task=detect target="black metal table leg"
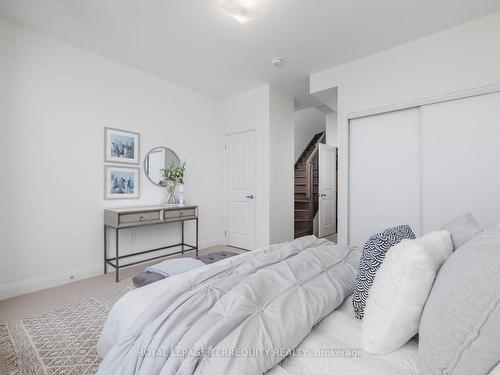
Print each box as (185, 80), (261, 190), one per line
(181, 221), (184, 255)
(196, 218), (199, 257)
(104, 226), (107, 274)
(115, 228), (120, 282)
(104, 214), (199, 281)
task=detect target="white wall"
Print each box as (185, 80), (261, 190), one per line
(269, 86), (294, 244)
(310, 12), (500, 244)
(325, 112), (338, 147)
(0, 19), (224, 299)
(294, 108), (325, 162)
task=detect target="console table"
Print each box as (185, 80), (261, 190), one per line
(104, 205), (198, 282)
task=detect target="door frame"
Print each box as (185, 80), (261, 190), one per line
(224, 129), (257, 250)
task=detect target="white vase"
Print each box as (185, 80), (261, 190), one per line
(178, 184), (185, 206)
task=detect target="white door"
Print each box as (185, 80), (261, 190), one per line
(319, 143), (337, 237)
(225, 130), (256, 250)
(422, 91), (500, 232)
(348, 108), (421, 245)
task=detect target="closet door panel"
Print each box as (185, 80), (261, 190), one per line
(422, 91), (500, 232)
(349, 108), (420, 245)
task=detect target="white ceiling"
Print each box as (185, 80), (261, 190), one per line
(1, 0), (499, 110)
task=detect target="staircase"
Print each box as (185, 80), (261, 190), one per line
(294, 132), (325, 238)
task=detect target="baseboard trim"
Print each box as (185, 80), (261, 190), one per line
(199, 237), (225, 249)
(0, 263), (103, 301)
(0, 237), (226, 301)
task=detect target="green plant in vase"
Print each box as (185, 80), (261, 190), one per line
(160, 162), (186, 206)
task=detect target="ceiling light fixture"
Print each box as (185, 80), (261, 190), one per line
(271, 57), (284, 67)
(217, 0), (267, 24)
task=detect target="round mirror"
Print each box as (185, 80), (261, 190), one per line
(144, 147), (180, 186)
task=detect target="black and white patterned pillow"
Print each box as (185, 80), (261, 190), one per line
(352, 225), (415, 319)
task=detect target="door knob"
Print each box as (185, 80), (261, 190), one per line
(246, 194), (255, 199)
(320, 193), (327, 197)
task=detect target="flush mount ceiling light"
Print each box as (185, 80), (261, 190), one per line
(271, 57), (284, 67)
(217, 0), (267, 24)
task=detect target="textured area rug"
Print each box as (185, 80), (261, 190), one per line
(0, 288), (129, 375)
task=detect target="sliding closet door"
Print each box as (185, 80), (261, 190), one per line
(349, 108), (420, 245)
(422, 91), (500, 232)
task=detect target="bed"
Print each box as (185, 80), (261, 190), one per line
(97, 237), (418, 375)
(269, 295), (418, 375)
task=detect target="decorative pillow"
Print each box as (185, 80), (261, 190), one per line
(352, 225), (415, 319)
(441, 212), (482, 250)
(361, 231), (453, 354)
(418, 225), (500, 375)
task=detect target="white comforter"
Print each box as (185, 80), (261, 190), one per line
(98, 237), (418, 375)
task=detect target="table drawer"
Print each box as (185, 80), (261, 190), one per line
(164, 208), (196, 221)
(119, 211), (161, 224)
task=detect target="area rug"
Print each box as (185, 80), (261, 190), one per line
(0, 287), (129, 375)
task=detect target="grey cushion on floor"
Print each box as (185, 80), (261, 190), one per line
(132, 272), (165, 288)
(197, 250), (239, 264)
(132, 251), (239, 288)
(418, 224), (500, 375)
(441, 212), (482, 250)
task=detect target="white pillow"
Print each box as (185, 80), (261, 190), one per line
(361, 230), (453, 354)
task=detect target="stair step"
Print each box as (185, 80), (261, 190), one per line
(295, 185), (306, 193)
(294, 228), (313, 238)
(294, 209), (312, 220)
(295, 172), (318, 178)
(295, 172), (306, 178)
(294, 177), (306, 184)
(295, 163), (318, 169)
(295, 193), (319, 200)
(295, 221), (313, 230)
(294, 177), (318, 184)
(295, 185), (306, 194)
(295, 221), (313, 227)
(295, 188), (318, 194)
(295, 202), (311, 210)
(295, 175), (318, 181)
(295, 167), (318, 171)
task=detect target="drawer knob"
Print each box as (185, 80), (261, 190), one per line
(179, 211), (184, 216)
(139, 216), (145, 222)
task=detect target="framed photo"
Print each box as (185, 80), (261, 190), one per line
(104, 127), (140, 164)
(104, 166), (140, 200)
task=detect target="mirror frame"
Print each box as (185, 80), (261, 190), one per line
(143, 147), (180, 187)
